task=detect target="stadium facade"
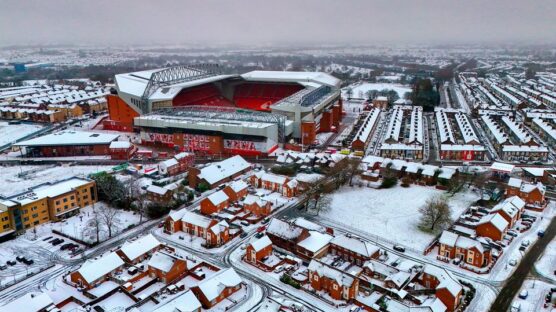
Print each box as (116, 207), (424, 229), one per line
(104, 65), (342, 156)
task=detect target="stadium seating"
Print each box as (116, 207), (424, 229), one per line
(233, 83), (303, 111)
(172, 84), (233, 107)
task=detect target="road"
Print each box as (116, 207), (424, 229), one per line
(489, 216), (556, 312)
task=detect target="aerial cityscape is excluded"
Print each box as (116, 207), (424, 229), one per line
(0, 1), (555, 312)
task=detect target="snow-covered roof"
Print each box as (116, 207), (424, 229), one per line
(148, 251), (180, 273)
(490, 162), (514, 173)
(266, 218), (303, 240)
(147, 184), (170, 195)
(15, 130), (119, 147)
(168, 208), (187, 221)
(206, 190), (229, 206)
(241, 70), (341, 88)
(297, 231), (333, 253)
(77, 252), (124, 284)
(479, 213), (509, 232)
(385, 270), (411, 288)
(308, 260), (355, 287)
(331, 234), (379, 258)
(455, 235), (483, 254)
(198, 155), (250, 185)
(438, 231), (458, 247)
(522, 166), (546, 177)
(423, 265), (462, 297)
(249, 235), (272, 252)
(196, 268), (242, 302)
(181, 211), (213, 228)
(119, 234), (160, 262)
(109, 141), (132, 149)
(160, 158), (179, 168)
(435, 110), (455, 144)
(228, 180), (248, 193)
(152, 290), (201, 312)
(353, 108), (381, 145)
(260, 172), (288, 185)
(243, 194), (268, 207)
(293, 218), (327, 233)
(1, 292), (54, 312)
(9, 177), (93, 206)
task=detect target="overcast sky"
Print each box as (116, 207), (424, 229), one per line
(1, 0), (555, 47)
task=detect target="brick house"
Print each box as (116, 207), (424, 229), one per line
(308, 260), (359, 301)
(223, 180), (249, 202)
(265, 218), (309, 254)
(206, 220), (230, 247)
(165, 209), (187, 233)
(476, 213), (509, 241)
(506, 178), (547, 208)
(147, 250), (188, 284)
(245, 235), (272, 265)
(491, 196), (526, 227)
(70, 252), (124, 289)
(189, 155), (251, 189)
(250, 172), (299, 197)
(329, 235), (380, 266)
(109, 141), (137, 160)
(159, 152), (194, 176)
(438, 231), (491, 268)
(296, 231), (333, 259)
(116, 234), (161, 264)
(192, 268), (242, 309)
(243, 194), (272, 216)
(146, 185), (173, 203)
(200, 190), (229, 215)
(420, 265), (463, 312)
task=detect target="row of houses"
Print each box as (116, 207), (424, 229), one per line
(68, 233), (243, 310)
(380, 106), (424, 160)
(435, 108), (486, 161)
(247, 218), (464, 312)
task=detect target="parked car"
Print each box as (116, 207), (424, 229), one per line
(256, 226), (266, 233)
(16, 256), (25, 262)
(538, 230), (545, 237)
(255, 232), (265, 239)
(510, 302), (520, 312)
(240, 232), (248, 238)
(518, 290), (528, 299)
(519, 245), (527, 252)
(393, 245), (405, 253)
(0, 264), (7, 270)
(240, 221), (250, 227)
(521, 240), (530, 247)
(262, 218), (270, 224)
(6, 260), (16, 266)
(509, 259), (518, 266)
(274, 265), (285, 273)
(23, 258), (34, 265)
(507, 231), (518, 238)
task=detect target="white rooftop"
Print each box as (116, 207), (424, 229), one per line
(119, 234), (160, 262)
(15, 130), (119, 147)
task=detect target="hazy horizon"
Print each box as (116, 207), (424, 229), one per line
(2, 0), (556, 47)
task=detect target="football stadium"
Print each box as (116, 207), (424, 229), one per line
(104, 65), (342, 156)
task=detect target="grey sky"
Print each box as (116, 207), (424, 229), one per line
(1, 0), (555, 46)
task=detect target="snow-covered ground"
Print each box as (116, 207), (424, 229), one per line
(0, 121), (44, 146)
(0, 164), (113, 197)
(342, 82), (412, 100)
(511, 279), (556, 312)
(536, 239), (556, 282)
(317, 184), (479, 252)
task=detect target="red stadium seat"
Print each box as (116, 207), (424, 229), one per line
(172, 84), (233, 107)
(233, 83), (303, 111)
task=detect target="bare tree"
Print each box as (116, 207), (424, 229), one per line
(418, 196), (452, 233)
(97, 204), (121, 238)
(130, 178), (148, 223)
(83, 212), (103, 244)
(312, 194), (332, 216)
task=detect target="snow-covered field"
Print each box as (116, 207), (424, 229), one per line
(0, 165), (113, 197)
(0, 122), (44, 146)
(342, 82), (412, 99)
(318, 185), (479, 251)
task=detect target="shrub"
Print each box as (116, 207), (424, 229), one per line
(280, 273), (300, 289)
(381, 177), (398, 188)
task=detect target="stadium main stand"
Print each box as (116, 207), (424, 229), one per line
(233, 83), (303, 111)
(172, 84), (233, 107)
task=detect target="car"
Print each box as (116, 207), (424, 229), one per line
(538, 230), (545, 237)
(518, 290), (528, 299)
(23, 258), (34, 265)
(274, 265), (285, 273)
(393, 245), (405, 253)
(0, 264), (7, 270)
(255, 232), (265, 239)
(240, 221), (250, 227)
(511, 302), (520, 312)
(16, 256), (25, 262)
(240, 232), (248, 238)
(256, 226), (266, 233)
(6, 260), (16, 266)
(509, 259), (518, 266)
(349, 307), (361, 312)
(519, 245), (527, 252)
(262, 218), (270, 224)
(507, 231), (518, 238)
(42, 236), (53, 241)
(521, 240), (530, 247)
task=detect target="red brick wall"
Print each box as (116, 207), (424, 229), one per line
(476, 222), (504, 241)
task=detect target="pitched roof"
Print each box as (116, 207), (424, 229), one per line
(196, 268), (242, 301)
(423, 265), (462, 297)
(438, 231), (458, 247)
(206, 190), (229, 206)
(119, 234), (160, 262)
(266, 218), (303, 240)
(330, 234), (379, 258)
(479, 213), (509, 232)
(77, 252), (124, 284)
(198, 156), (250, 185)
(152, 290), (201, 312)
(148, 251), (180, 273)
(308, 260), (355, 287)
(250, 235), (272, 252)
(297, 231), (333, 253)
(181, 211), (213, 228)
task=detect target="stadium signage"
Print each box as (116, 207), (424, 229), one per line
(224, 139), (258, 152)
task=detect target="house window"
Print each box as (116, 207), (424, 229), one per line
(313, 275), (318, 281)
(333, 284), (338, 290)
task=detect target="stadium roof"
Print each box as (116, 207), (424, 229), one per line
(15, 130), (119, 147)
(241, 70), (341, 88)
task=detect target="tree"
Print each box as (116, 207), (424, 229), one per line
(97, 204), (121, 239)
(83, 212), (103, 244)
(91, 172), (126, 207)
(130, 177), (148, 223)
(418, 196), (452, 233)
